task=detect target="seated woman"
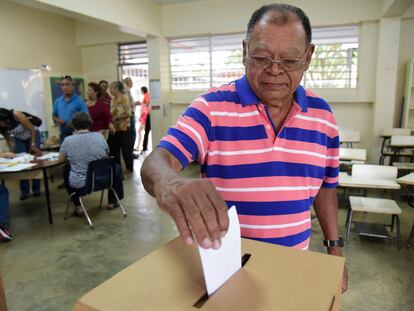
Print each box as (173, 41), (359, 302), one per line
(0, 151), (15, 242)
(59, 112), (122, 216)
(86, 82), (114, 139)
(0, 108), (42, 200)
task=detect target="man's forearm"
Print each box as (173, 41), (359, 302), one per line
(313, 187), (341, 245)
(141, 148), (182, 197)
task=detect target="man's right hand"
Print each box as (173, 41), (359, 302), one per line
(57, 118), (65, 126)
(154, 176), (229, 249)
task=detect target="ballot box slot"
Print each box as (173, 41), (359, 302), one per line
(193, 253), (252, 308)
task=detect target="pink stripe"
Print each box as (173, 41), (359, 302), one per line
(219, 189), (318, 202)
(277, 138), (327, 154)
(238, 211), (310, 225)
(324, 176), (339, 184)
(240, 222), (311, 239)
(161, 136), (193, 163)
(288, 119), (338, 139)
(210, 176), (323, 188)
(307, 108), (337, 125)
(207, 149), (327, 167)
(326, 148), (339, 156)
(292, 238), (310, 250)
(208, 139), (270, 152)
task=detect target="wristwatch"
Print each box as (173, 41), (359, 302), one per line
(323, 236), (344, 248)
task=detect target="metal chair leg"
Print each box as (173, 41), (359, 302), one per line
(110, 188), (127, 217)
(64, 197), (71, 220)
(99, 190), (104, 209)
(78, 198), (94, 229)
(390, 215), (395, 232)
(345, 207), (351, 228)
(406, 223), (414, 248)
(395, 215), (401, 249)
(346, 211), (353, 243)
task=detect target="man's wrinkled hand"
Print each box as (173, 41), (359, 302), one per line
(154, 176), (229, 249)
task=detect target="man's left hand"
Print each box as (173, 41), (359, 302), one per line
(327, 247), (348, 293)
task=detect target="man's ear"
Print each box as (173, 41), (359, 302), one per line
(303, 44), (315, 71)
(242, 40), (248, 67)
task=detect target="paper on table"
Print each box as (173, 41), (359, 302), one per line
(198, 205), (241, 296)
(37, 152), (60, 160)
(0, 163), (37, 172)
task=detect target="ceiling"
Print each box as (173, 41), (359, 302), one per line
(151, 0), (201, 5)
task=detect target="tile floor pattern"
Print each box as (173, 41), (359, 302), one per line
(0, 158), (413, 310)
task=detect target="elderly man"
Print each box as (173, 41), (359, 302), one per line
(53, 75), (87, 143)
(141, 3), (347, 292)
(123, 77), (138, 150)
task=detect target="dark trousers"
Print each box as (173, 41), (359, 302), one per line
(109, 130), (134, 172)
(142, 114), (151, 151)
(0, 185), (9, 228)
(130, 115), (136, 147)
(14, 130), (41, 195)
(65, 164), (124, 207)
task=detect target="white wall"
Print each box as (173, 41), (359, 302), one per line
(161, 0), (383, 37)
(0, 0), (83, 138)
(396, 18), (414, 126)
(30, 0), (162, 36)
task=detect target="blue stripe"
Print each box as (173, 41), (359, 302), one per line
(202, 161), (325, 179)
(294, 85), (308, 112)
(307, 97), (332, 112)
(210, 125), (267, 141)
(243, 229), (311, 247)
(328, 135), (340, 149)
(234, 75), (260, 106)
(182, 107), (211, 139)
(325, 166), (339, 178)
(279, 127), (339, 147)
(228, 198), (313, 216)
(322, 181), (338, 189)
(157, 141), (190, 168)
(167, 128), (199, 162)
(203, 91), (241, 104)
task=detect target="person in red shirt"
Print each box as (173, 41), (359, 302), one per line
(98, 80), (112, 106)
(134, 86), (151, 153)
(86, 82), (114, 138)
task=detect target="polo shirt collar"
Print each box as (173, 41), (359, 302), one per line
(63, 93), (78, 103)
(235, 75), (308, 112)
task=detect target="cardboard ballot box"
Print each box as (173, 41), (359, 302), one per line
(74, 238), (345, 311)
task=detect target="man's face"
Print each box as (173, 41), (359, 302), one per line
(61, 79), (74, 97)
(243, 16), (314, 107)
(125, 79), (133, 88)
(100, 82), (108, 92)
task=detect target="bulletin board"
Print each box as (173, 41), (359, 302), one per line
(49, 76), (85, 107)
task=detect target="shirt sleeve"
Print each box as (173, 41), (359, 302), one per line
(102, 102), (113, 125)
(158, 96), (211, 169)
(78, 98), (88, 112)
(59, 139), (69, 157)
(52, 99), (58, 117)
(322, 118), (340, 189)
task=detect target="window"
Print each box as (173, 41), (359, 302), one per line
(170, 34), (245, 90)
(303, 25), (359, 88)
(169, 25), (358, 91)
(118, 41), (149, 101)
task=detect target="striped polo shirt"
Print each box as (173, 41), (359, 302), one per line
(158, 75), (339, 250)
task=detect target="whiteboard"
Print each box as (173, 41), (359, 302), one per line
(0, 68), (46, 131)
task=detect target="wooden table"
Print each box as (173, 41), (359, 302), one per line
(0, 158), (66, 224)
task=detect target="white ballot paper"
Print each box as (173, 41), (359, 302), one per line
(198, 205), (241, 295)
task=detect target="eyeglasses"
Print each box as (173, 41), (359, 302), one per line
(247, 46), (309, 71)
